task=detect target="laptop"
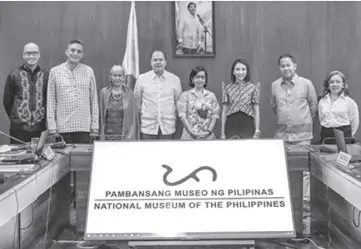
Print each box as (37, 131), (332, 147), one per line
(334, 128), (361, 163)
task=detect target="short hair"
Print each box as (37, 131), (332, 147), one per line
(322, 70), (349, 97)
(230, 58), (251, 83)
(189, 66), (208, 88)
(23, 42), (39, 51)
(69, 39), (84, 46)
(278, 54), (296, 65)
(150, 50), (167, 61)
(109, 65), (125, 75)
(187, 2), (196, 9)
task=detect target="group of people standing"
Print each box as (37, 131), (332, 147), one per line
(272, 54), (359, 146)
(3, 40), (359, 147)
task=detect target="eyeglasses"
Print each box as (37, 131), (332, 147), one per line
(24, 51), (39, 56)
(69, 48), (83, 54)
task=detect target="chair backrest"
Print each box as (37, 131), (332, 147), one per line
(322, 134), (356, 145)
(321, 137), (337, 145)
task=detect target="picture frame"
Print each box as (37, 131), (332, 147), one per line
(173, 1), (215, 58)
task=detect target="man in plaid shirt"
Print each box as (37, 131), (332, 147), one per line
(47, 40), (99, 143)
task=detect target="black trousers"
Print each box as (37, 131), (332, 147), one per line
(9, 128), (42, 144)
(225, 111), (255, 139)
(60, 132), (91, 144)
(320, 125), (352, 144)
(182, 47), (198, 54)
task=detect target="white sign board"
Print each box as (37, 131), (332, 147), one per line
(85, 140), (295, 240)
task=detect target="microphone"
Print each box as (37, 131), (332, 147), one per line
(197, 14), (205, 25)
(197, 14), (211, 37)
(0, 130), (37, 159)
(0, 130), (29, 146)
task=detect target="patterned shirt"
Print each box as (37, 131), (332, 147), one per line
(47, 62), (99, 133)
(222, 82), (259, 117)
(3, 65), (48, 131)
(177, 88), (220, 140)
(271, 74), (318, 142)
(134, 70), (182, 135)
(318, 93), (359, 136)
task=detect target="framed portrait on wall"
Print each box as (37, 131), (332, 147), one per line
(173, 1), (215, 58)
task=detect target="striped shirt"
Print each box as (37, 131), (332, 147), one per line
(47, 62), (99, 133)
(318, 93), (359, 136)
(134, 70), (182, 135)
(222, 82), (259, 117)
(271, 74), (318, 142)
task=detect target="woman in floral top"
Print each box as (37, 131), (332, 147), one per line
(177, 66), (220, 140)
(221, 58), (260, 139)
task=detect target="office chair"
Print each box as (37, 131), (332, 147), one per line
(321, 137), (356, 145)
(46, 134), (66, 148)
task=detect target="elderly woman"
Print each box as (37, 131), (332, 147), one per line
(99, 65), (138, 140)
(177, 66), (220, 140)
(318, 70), (359, 143)
(221, 58), (260, 139)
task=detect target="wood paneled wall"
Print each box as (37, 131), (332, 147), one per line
(1, 1), (361, 144)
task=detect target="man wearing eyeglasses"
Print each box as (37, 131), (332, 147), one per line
(3, 43), (48, 144)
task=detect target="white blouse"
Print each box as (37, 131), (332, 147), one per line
(318, 94), (359, 135)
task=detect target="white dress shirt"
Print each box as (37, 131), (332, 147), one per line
(318, 93), (359, 135)
(134, 70), (182, 135)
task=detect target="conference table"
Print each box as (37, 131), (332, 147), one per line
(0, 147), (72, 249)
(310, 143), (361, 249)
(0, 142), (314, 249)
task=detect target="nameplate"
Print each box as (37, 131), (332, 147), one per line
(336, 151), (353, 170)
(42, 145), (55, 160)
(85, 140), (295, 240)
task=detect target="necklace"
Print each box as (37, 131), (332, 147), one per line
(111, 90), (123, 101)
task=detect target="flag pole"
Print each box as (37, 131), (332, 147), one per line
(122, 1), (139, 90)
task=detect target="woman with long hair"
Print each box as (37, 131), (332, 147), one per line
(221, 58), (260, 139)
(318, 70), (359, 143)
